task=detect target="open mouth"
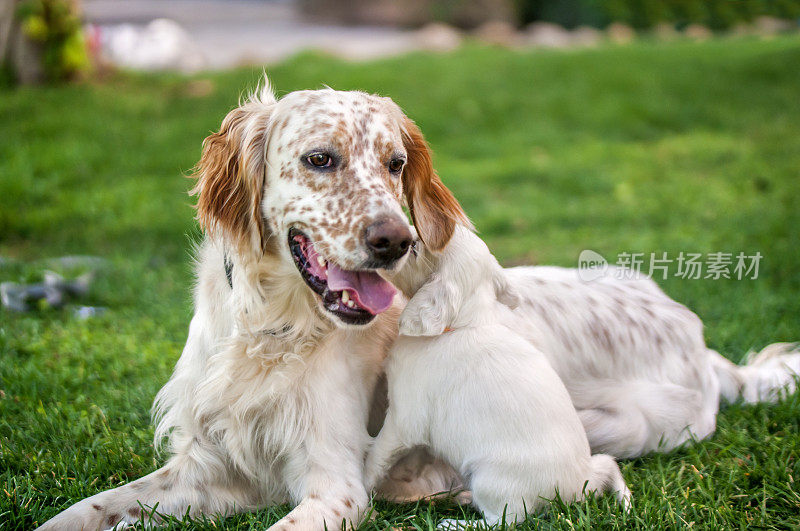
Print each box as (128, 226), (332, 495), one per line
(289, 228), (397, 325)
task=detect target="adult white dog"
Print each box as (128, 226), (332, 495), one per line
(38, 77), (800, 530)
(39, 80), (467, 530)
(367, 225), (631, 527)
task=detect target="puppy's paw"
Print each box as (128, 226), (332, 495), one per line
(399, 278), (452, 336)
(452, 490), (473, 506)
(398, 309), (446, 337)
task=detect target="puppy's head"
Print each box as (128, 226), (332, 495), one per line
(192, 78), (468, 327)
(394, 226), (519, 336)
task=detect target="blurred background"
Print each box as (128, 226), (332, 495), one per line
(2, 1), (800, 529)
(3, 0), (800, 79)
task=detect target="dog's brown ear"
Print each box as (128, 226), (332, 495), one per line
(191, 103), (272, 253)
(401, 117), (470, 251)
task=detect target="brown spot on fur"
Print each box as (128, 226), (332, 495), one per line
(128, 506), (141, 518)
(92, 504), (102, 511)
(157, 470), (173, 491)
(343, 498), (354, 508)
(107, 514), (121, 526)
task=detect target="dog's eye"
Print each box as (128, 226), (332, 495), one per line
(388, 158), (405, 173)
(307, 153), (333, 168)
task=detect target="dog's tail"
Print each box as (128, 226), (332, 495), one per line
(711, 343), (800, 404)
(586, 454), (631, 510)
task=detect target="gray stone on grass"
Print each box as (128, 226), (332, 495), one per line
(684, 24), (713, 41)
(571, 25), (603, 47)
(653, 22), (679, 41)
(415, 23), (462, 53)
(607, 22), (635, 44)
(753, 16), (795, 36)
(524, 22), (572, 48)
(474, 20), (520, 47)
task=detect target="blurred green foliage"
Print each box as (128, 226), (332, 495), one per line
(14, 0), (89, 81)
(1, 36), (800, 529)
(517, 0), (800, 29)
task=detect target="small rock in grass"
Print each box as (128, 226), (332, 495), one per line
(73, 306), (108, 320)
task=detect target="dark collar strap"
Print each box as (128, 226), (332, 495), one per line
(222, 252), (290, 337)
(223, 252), (233, 289)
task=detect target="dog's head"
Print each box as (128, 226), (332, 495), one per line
(192, 79), (468, 327)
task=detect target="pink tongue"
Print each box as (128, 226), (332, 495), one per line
(327, 263), (397, 315)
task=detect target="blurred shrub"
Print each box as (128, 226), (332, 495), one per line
(516, 0), (800, 29)
(13, 0), (88, 81)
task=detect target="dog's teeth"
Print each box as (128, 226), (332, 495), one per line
(347, 300), (356, 308)
(341, 290), (350, 303)
(316, 255), (326, 268)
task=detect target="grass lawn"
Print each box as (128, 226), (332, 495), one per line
(2, 36), (800, 529)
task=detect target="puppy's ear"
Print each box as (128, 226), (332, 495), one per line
(401, 117), (470, 252)
(492, 267), (521, 310)
(191, 95), (274, 254)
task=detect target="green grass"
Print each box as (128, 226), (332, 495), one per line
(2, 36), (800, 529)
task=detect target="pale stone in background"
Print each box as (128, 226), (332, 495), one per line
(754, 16), (794, 36)
(100, 19), (205, 72)
(653, 22), (679, 41)
(570, 25), (602, 47)
(524, 22), (572, 48)
(607, 22), (635, 44)
(474, 20), (520, 47)
(684, 23), (712, 41)
(415, 23), (462, 53)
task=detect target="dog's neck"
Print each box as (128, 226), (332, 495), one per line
(225, 240), (334, 350)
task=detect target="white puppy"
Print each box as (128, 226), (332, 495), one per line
(366, 225), (631, 526)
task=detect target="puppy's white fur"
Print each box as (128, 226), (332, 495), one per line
(366, 226), (631, 526)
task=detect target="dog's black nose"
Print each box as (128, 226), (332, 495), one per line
(365, 217), (413, 265)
